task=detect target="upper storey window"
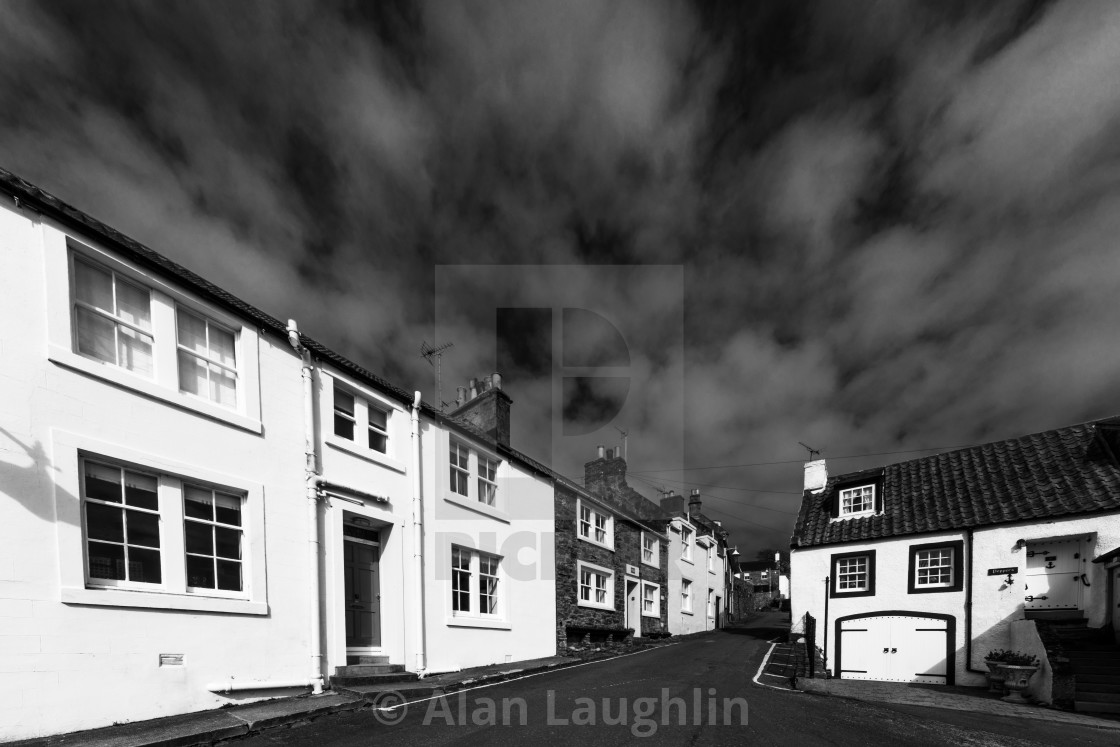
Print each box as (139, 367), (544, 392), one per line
(73, 258), (154, 377)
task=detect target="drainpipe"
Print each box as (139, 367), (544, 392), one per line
(287, 320), (324, 696)
(822, 576), (830, 674)
(965, 528), (984, 673)
(410, 391), (428, 675)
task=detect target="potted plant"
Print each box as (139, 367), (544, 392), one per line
(983, 649), (1010, 693)
(985, 649), (1040, 703)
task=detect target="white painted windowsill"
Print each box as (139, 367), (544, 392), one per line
(49, 346), (262, 434)
(442, 492), (510, 523)
(446, 617), (512, 630)
(577, 534), (615, 552)
(326, 436), (406, 473)
(62, 586), (268, 615)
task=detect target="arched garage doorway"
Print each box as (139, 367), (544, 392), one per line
(835, 611), (955, 685)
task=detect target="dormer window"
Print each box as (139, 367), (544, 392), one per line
(839, 485), (875, 517)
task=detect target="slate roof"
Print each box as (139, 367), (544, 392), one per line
(791, 418), (1120, 549)
(0, 166), (576, 489)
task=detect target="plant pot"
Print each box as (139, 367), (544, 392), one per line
(983, 659), (1008, 693)
(997, 664), (1039, 704)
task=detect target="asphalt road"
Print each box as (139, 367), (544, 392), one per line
(240, 615), (1119, 746)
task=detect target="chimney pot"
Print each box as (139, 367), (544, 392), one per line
(456, 386), (466, 406)
(804, 459), (828, 494)
(597, 445), (605, 459)
(468, 378), (478, 399)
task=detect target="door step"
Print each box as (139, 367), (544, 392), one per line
(1076, 701), (1120, 714)
(331, 669), (419, 687)
(347, 654), (391, 665)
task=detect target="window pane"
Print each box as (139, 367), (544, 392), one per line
(209, 325), (236, 367)
(74, 260), (114, 311)
(210, 363), (237, 407)
(115, 278), (151, 331)
(368, 429), (387, 453)
(75, 306), (117, 364)
(177, 309), (208, 355)
(86, 502), (123, 542)
(335, 387), (355, 417)
(129, 547), (161, 584)
(217, 560), (242, 591)
(335, 413), (355, 440)
(186, 554), (215, 588)
(124, 471), (158, 510)
(118, 326), (154, 376)
(88, 541), (125, 580)
(215, 493), (241, 526)
(215, 527), (241, 560)
(84, 462), (122, 503)
(184, 486), (214, 520)
(368, 407), (387, 431)
(185, 521), (213, 555)
(178, 350), (207, 396)
(126, 509), (160, 548)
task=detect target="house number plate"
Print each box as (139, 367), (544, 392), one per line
(987, 567), (1018, 575)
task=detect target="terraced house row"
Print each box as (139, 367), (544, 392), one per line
(0, 167), (737, 741)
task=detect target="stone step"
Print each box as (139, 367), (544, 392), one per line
(1075, 691), (1120, 704)
(1076, 701), (1120, 714)
(1066, 648), (1120, 658)
(335, 664), (405, 676)
(1073, 664), (1120, 676)
(348, 654), (391, 665)
(1078, 682), (1120, 694)
(331, 671), (420, 687)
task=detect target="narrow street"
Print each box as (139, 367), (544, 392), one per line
(238, 613), (1117, 746)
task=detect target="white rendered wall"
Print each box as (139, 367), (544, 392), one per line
(0, 202), (313, 740)
(665, 520), (708, 634)
(418, 422), (557, 672)
(791, 512), (1120, 686)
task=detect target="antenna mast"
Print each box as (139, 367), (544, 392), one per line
(798, 441), (821, 460)
(421, 340), (455, 411)
(614, 425), (629, 462)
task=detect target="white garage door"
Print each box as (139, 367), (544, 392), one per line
(838, 614), (949, 684)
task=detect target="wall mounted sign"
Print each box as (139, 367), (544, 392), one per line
(987, 567), (1018, 576)
(625, 564), (639, 577)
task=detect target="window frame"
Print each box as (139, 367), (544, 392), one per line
(71, 255), (155, 378)
(907, 540), (964, 594)
(839, 485), (876, 518)
(54, 430), (266, 615)
(175, 306), (240, 410)
(681, 577), (693, 614)
(441, 435), (507, 521)
(576, 498), (614, 551)
(324, 373), (405, 472)
(577, 560), (615, 610)
(448, 545), (505, 623)
(829, 549), (877, 598)
(641, 581), (660, 618)
(680, 524), (694, 562)
(46, 238), (262, 433)
(640, 531), (659, 567)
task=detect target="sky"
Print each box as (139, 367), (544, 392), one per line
(3, 0), (1120, 553)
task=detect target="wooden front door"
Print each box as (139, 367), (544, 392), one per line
(344, 536), (381, 647)
(1024, 538), (1083, 610)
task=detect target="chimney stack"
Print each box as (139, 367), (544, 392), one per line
(688, 488), (702, 516)
(804, 459), (828, 494)
(584, 443), (627, 495)
(448, 373), (512, 447)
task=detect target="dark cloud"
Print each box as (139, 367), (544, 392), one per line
(3, 0), (1120, 551)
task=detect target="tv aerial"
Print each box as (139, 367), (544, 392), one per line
(420, 340), (454, 411)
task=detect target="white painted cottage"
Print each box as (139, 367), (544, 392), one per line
(660, 490), (729, 635)
(0, 167), (556, 741)
(790, 419), (1120, 709)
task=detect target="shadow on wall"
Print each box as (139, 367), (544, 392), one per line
(0, 426), (68, 525)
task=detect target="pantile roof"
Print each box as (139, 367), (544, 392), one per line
(792, 418), (1120, 549)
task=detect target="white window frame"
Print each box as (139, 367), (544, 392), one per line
(323, 373), (406, 472)
(478, 454), (499, 507)
(707, 589), (715, 619)
(442, 435), (507, 521)
(175, 306), (240, 410)
(835, 555), (870, 593)
(577, 560), (615, 610)
(706, 542), (715, 573)
(914, 547), (954, 589)
(838, 484), (876, 518)
(640, 531), (659, 567)
(680, 524), (694, 562)
(681, 578), (693, 614)
(641, 581), (660, 618)
(448, 545), (505, 623)
(45, 236), (262, 432)
(53, 430), (266, 615)
(576, 498), (614, 551)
